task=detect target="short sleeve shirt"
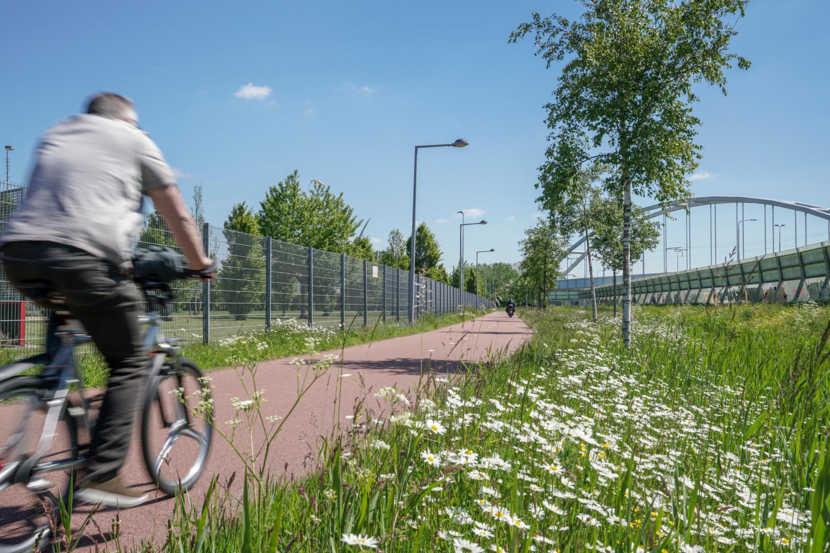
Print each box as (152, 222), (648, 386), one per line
(0, 114), (176, 266)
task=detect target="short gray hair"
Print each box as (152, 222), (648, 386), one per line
(86, 93), (137, 122)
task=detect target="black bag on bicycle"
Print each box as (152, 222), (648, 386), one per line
(132, 246), (184, 284)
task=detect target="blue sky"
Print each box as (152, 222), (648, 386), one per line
(2, 0), (828, 274)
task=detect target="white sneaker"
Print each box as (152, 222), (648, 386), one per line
(75, 476), (148, 509)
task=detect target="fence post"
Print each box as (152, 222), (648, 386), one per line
(382, 265), (387, 323)
(396, 269), (401, 322)
(265, 237), (272, 329)
(341, 253), (346, 329)
(363, 259), (368, 328)
(416, 274), (421, 319)
(202, 222), (210, 344)
(308, 247), (314, 326)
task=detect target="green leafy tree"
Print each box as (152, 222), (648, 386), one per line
(545, 163), (606, 323)
(426, 265), (450, 285)
(512, 0), (750, 345)
(476, 262), (521, 304)
(591, 197), (660, 317)
(504, 271), (533, 307)
(190, 183), (205, 229)
(519, 219), (565, 308)
(220, 202), (264, 320)
(378, 229), (409, 270)
(450, 262), (477, 294)
(138, 210), (177, 249)
(217, 202), (265, 320)
(349, 236), (376, 262)
(406, 223), (443, 275)
(258, 172), (361, 253)
(225, 201), (258, 235)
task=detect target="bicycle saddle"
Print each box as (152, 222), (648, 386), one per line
(15, 280), (67, 311)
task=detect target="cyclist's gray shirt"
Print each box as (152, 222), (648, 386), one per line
(0, 114), (175, 267)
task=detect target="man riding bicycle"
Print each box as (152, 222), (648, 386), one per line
(0, 93), (212, 508)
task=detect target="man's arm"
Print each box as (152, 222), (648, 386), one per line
(137, 132), (212, 270)
(147, 186), (213, 270)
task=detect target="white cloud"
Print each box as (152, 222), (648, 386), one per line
(435, 218), (451, 224)
(370, 237), (382, 244)
(171, 167), (193, 180)
(505, 216), (515, 222)
(689, 171), (716, 181)
(334, 81), (376, 93)
(454, 208), (486, 219)
(266, 100), (276, 107)
(304, 107), (316, 115)
(532, 211), (545, 219)
(234, 82), (273, 101)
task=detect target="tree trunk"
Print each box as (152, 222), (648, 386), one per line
(622, 180), (633, 348)
(613, 271), (618, 318)
(584, 223), (597, 323)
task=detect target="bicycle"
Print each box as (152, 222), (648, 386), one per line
(0, 250), (214, 552)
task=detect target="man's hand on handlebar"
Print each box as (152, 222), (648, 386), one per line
(188, 257), (217, 280)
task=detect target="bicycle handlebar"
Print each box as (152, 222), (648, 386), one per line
(179, 259), (217, 279)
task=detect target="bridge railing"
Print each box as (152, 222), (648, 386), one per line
(583, 240), (830, 305)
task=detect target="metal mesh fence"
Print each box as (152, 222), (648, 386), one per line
(0, 180), (494, 355)
(0, 181), (46, 349)
(311, 248), (343, 328)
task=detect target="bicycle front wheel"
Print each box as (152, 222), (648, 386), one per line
(0, 376), (77, 553)
(141, 358), (213, 495)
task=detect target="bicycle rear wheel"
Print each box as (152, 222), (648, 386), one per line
(0, 376), (77, 553)
(141, 358), (213, 495)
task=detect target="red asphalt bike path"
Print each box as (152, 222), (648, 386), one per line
(3, 311), (532, 550)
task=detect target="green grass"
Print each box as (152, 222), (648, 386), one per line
(131, 302), (830, 553)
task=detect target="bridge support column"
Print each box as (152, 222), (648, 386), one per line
(774, 256), (784, 303)
(794, 250), (806, 302)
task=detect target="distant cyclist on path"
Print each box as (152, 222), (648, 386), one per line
(0, 93), (212, 507)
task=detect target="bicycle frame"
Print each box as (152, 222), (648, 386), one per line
(0, 299), (182, 489)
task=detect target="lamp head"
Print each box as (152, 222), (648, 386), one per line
(480, 220), (487, 225)
(451, 139), (469, 148)
(4, 146), (12, 151)
(489, 248), (495, 252)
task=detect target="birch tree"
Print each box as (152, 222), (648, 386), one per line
(511, 0), (749, 346)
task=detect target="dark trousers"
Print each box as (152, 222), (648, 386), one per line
(2, 241), (146, 483)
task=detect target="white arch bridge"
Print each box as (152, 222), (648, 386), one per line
(556, 196), (830, 305)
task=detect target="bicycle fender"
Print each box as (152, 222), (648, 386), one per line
(0, 353), (50, 383)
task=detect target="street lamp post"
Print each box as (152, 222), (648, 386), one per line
(409, 139), (468, 322)
(4, 146), (13, 183)
(737, 218), (757, 261)
(457, 211), (464, 297)
(775, 224), (786, 252)
(476, 249), (495, 310)
(669, 247), (687, 272)
(460, 217), (487, 297)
